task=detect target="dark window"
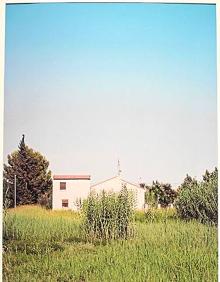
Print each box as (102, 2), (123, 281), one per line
(60, 182), (66, 190)
(62, 199), (68, 208)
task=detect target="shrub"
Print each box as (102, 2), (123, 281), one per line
(82, 186), (135, 242)
(175, 168), (218, 225)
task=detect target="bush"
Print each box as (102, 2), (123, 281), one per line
(175, 168), (218, 225)
(82, 186), (135, 242)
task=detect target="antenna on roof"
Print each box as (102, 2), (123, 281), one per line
(117, 159), (122, 177)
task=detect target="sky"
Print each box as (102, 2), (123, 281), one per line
(4, 3), (217, 187)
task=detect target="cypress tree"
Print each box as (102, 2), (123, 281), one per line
(3, 135), (52, 207)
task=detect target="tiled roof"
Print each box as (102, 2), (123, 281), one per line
(53, 175), (91, 180)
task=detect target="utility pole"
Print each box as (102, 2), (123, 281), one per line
(14, 174), (16, 208)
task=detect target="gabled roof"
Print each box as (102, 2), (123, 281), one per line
(91, 175), (119, 187)
(53, 175), (90, 180)
(121, 179), (142, 189)
(91, 175), (144, 190)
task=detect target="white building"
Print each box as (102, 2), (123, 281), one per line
(52, 175), (91, 210)
(52, 168), (146, 210)
(91, 175), (145, 210)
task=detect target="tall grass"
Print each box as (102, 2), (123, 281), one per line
(3, 205), (82, 255)
(135, 208), (177, 223)
(3, 205), (218, 282)
(82, 187), (134, 242)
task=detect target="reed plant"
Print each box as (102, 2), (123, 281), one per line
(82, 186), (135, 242)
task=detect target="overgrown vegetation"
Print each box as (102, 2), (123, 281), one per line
(3, 152), (218, 281)
(135, 208), (177, 223)
(82, 186), (135, 242)
(3, 206), (217, 282)
(175, 168), (218, 225)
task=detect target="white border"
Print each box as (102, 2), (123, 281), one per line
(216, 3), (220, 277)
(0, 2), (5, 282)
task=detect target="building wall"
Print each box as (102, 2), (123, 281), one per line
(135, 186), (145, 210)
(91, 176), (145, 210)
(52, 179), (91, 210)
(91, 176), (122, 193)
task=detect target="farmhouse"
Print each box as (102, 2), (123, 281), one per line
(52, 172), (145, 210)
(91, 175), (145, 210)
(52, 175), (91, 210)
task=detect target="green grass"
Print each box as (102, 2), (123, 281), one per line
(3, 205), (217, 282)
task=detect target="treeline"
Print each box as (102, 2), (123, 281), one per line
(141, 167), (218, 225)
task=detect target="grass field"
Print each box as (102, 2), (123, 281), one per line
(3, 205), (217, 282)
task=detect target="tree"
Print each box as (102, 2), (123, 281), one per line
(175, 168), (218, 224)
(144, 181), (177, 207)
(3, 135), (52, 207)
(202, 167), (218, 184)
(176, 174), (198, 193)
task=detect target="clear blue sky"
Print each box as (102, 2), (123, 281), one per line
(4, 3), (217, 186)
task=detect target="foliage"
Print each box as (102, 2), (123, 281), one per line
(144, 181), (177, 207)
(3, 135), (52, 207)
(37, 190), (52, 209)
(82, 186), (135, 242)
(145, 188), (158, 207)
(3, 206), (217, 282)
(176, 174), (198, 193)
(175, 168), (218, 224)
(135, 208), (177, 223)
(3, 178), (13, 209)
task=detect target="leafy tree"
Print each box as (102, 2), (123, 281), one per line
(176, 174), (198, 193)
(202, 167), (218, 184)
(3, 135), (52, 207)
(144, 181), (177, 207)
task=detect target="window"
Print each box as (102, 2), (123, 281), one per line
(60, 182), (66, 190)
(62, 199), (68, 208)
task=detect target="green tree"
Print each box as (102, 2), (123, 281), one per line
(202, 167), (218, 184)
(175, 168), (218, 224)
(144, 181), (177, 207)
(3, 135), (52, 207)
(176, 174), (198, 193)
